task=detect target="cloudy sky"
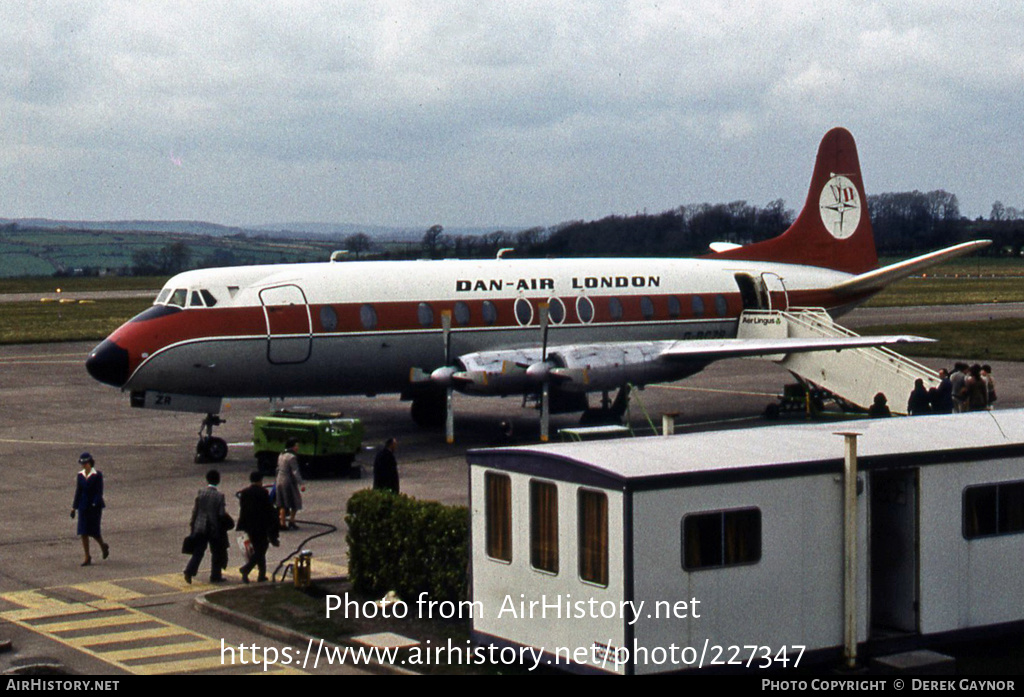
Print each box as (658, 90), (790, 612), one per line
(2, 1), (1021, 229)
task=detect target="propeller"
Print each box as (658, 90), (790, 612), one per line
(527, 303), (552, 442)
(434, 310), (455, 444)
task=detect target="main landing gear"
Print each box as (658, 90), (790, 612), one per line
(195, 413), (228, 463)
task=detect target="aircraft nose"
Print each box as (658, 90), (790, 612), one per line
(86, 340), (131, 387)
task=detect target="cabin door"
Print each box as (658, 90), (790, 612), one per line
(259, 284), (312, 364)
(734, 273), (770, 310)
(870, 469), (919, 634)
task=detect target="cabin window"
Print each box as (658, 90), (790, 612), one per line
(576, 296), (594, 324)
(199, 289), (218, 307)
(963, 481), (1024, 539)
(321, 306), (339, 332)
(359, 304), (377, 330)
(485, 472), (512, 562)
(482, 300), (498, 326)
(682, 507), (761, 571)
(454, 301), (471, 327)
(514, 298), (534, 326)
(608, 297), (623, 321)
(530, 480), (559, 574)
(578, 489), (608, 586)
(547, 297), (566, 325)
(691, 296), (705, 318)
(715, 294), (729, 317)
(667, 296), (681, 319)
(640, 296), (655, 320)
(417, 302), (434, 328)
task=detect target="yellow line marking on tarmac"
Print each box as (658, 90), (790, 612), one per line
(35, 612), (154, 633)
(1, 577), (309, 675)
(101, 640), (213, 662)
(68, 581), (145, 602)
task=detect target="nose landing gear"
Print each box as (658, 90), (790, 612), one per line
(195, 413), (228, 463)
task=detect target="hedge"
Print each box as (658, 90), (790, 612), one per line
(345, 489), (469, 603)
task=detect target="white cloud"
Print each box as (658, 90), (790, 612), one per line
(0, 0), (1021, 225)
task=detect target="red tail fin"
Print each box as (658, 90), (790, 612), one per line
(709, 127), (878, 274)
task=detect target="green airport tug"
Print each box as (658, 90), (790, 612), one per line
(253, 410), (365, 478)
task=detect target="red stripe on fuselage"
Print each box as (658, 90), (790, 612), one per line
(109, 287), (857, 378)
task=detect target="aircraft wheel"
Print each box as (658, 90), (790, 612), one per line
(410, 394), (446, 428)
(196, 436), (228, 463)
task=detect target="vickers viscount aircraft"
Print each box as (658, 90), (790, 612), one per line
(86, 127), (989, 459)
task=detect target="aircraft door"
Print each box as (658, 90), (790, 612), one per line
(259, 284), (312, 364)
(733, 273), (770, 310)
(761, 272), (789, 311)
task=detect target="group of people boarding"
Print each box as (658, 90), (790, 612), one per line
(906, 362), (997, 416)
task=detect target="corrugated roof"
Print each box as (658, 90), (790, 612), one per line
(470, 410), (1024, 481)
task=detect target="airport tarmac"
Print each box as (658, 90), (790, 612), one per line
(0, 308), (1021, 674)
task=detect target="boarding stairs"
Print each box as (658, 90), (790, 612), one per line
(737, 308), (939, 415)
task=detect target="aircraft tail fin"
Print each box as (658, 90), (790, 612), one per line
(707, 127), (878, 274)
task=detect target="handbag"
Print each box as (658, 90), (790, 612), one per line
(181, 534), (196, 555)
(236, 532), (254, 561)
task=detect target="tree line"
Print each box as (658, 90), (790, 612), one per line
(403, 191), (1024, 261)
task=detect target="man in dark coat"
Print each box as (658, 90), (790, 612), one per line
(373, 438), (399, 494)
(184, 469), (231, 584)
(237, 471), (279, 583)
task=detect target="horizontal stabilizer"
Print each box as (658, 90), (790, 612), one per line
(659, 334), (934, 362)
(830, 240), (992, 296)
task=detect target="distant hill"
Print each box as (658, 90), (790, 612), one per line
(0, 218), (247, 237)
(1, 218), (513, 242)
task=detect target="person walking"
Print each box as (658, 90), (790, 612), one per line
(184, 469), (231, 584)
(275, 439), (304, 530)
(237, 471), (279, 583)
(71, 453), (109, 566)
(373, 437), (400, 494)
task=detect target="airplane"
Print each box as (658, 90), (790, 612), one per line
(86, 127), (990, 460)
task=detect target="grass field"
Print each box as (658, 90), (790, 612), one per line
(0, 298), (151, 344)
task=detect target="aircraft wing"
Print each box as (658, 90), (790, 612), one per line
(829, 240), (991, 296)
(658, 334), (934, 361)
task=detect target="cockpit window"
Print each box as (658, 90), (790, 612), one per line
(168, 289), (188, 308)
(199, 290), (218, 307)
(189, 291), (205, 307)
(156, 289), (171, 305)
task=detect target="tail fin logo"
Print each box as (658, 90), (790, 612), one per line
(819, 175), (861, 240)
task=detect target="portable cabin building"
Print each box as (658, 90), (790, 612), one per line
(467, 409), (1024, 674)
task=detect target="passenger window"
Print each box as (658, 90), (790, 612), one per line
(547, 298), (566, 324)
(454, 301), (471, 327)
(417, 303), (434, 328)
(360, 304), (378, 330)
(608, 297), (623, 321)
(640, 296), (654, 320)
(576, 296), (594, 324)
(691, 296), (705, 318)
(667, 296), (681, 319)
(482, 300), (498, 326)
(715, 294), (729, 317)
(321, 306), (339, 332)
(514, 298), (533, 326)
